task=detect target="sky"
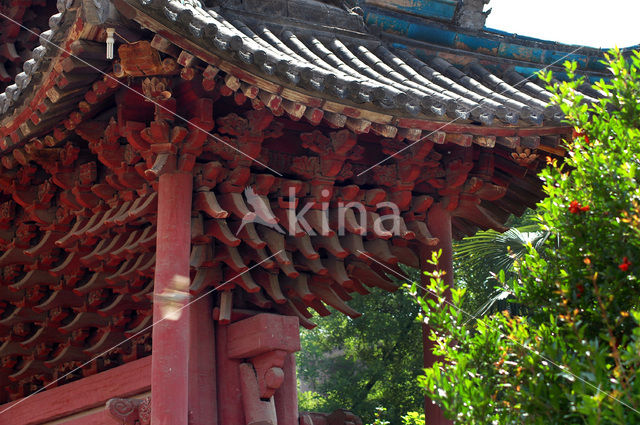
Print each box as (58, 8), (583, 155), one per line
(484, 0), (640, 49)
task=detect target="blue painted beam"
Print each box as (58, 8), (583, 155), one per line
(361, 6), (609, 75)
(359, 0), (459, 22)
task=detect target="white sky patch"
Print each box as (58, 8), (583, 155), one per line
(485, 0), (640, 49)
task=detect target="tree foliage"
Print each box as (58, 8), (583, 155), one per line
(413, 49), (640, 424)
(297, 273), (424, 425)
(453, 210), (548, 314)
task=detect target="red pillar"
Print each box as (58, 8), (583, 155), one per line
(152, 171), (193, 425)
(421, 204), (454, 425)
(215, 322), (244, 425)
(425, 203), (454, 287)
(274, 353), (299, 425)
(189, 292), (217, 425)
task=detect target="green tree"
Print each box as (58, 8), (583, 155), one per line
(454, 210), (548, 314)
(413, 49), (640, 424)
(297, 274), (424, 425)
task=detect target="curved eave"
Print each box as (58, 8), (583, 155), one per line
(0, 2), (78, 128)
(0, 5), (76, 143)
(0, 0), (582, 154)
(113, 0), (570, 130)
(0, 6), (121, 155)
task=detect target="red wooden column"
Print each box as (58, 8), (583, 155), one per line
(215, 322), (244, 425)
(189, 292), (217, 425)
(274, 353), (299, 425)
(421, 204), (454, 425)
(152, 170), (193, 425)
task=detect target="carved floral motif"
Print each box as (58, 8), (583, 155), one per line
(106, 396), (151, 425)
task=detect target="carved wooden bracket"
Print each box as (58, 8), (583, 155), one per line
(228, 314), (300, 397)
(227, 313), (301, 424)
(106, 396), (151, 425)
(115, 41), (176, 77)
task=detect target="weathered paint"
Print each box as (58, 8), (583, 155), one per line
(362, 9), (410, 35)
(455, 32), (500, 54)
(407, 22), (457, 46)
(363, 7), (609, 75)
(498, 42), (544, 63)
(544, 49), (589, 68)
(513, 66), (602, 84)
(585, 57), (608, 72)
(361, 0), (459, 21)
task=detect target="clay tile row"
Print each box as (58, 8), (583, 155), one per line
(122, 0), (593, 127)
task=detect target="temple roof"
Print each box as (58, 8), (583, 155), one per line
(0, 0), (610, 404)
(0, 0), (611, 152)
(121, 0), (561, 125)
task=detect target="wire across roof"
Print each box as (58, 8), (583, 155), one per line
(123, 0), (567, 126)
(1, 0), (605, 139)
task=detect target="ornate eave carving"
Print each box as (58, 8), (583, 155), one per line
(106, 397), (151, 425)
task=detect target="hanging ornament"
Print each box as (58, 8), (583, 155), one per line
(106, 28), (115, 59)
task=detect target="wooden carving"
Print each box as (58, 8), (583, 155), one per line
(141, 77), (171, 102)
(225, 314), (301, 423)
(117, 42), (163, 77)
(106, 397), (151, 425)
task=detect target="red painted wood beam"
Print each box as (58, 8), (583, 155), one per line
(57, 409), (115, 425)
(152, 170), (193, 425)
(421, 205), (454, 425)
(0, 356), (151, 425)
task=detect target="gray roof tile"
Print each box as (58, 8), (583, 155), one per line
(0, 0), (600, 134)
